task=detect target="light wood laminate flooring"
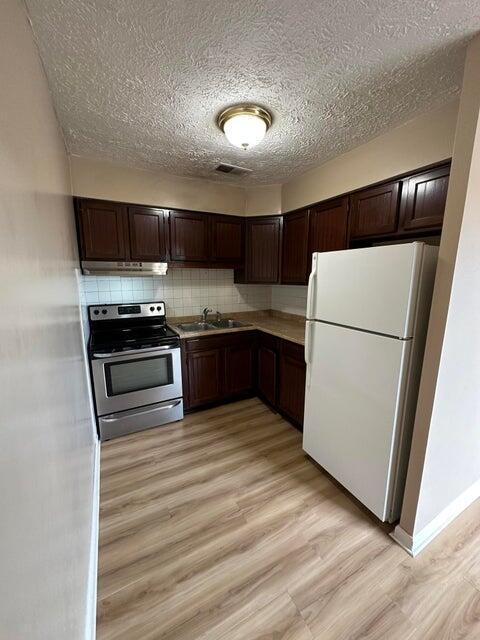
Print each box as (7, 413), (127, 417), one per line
(97, 398), (480, 639)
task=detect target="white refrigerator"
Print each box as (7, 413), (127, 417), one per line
(303, 242), (438, 522)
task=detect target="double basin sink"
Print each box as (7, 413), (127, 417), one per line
(178, 319), (252, 332)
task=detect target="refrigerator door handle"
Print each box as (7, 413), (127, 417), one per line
(304, 321), (313, 388)
(306, 254), (317, 319)
(305, 321), (312, 365)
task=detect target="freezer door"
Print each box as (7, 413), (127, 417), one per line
(307, 243), (424, 338)
(303, 321), (411, 521)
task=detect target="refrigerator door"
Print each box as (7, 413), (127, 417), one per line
(303, 321), (411, 521)
(307, 242), (424, 338)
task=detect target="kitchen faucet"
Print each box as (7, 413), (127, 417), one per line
(201, 307), (212, 323)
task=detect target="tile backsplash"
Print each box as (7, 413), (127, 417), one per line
(82, 269), (308, 318)
(82, 269), (271, 318)
(271, 285), (308, 316)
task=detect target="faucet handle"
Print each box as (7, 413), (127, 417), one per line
(216, 310), (222, 321)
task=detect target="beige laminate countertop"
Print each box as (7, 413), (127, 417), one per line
(170, 310), (306, 346)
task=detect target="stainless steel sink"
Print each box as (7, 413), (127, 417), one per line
(177, 321), (216, 332)
(177, 319), (252, 332)
(209, 319), (252, 329)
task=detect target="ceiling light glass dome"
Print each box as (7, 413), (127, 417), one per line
(217, 104), (272, 150)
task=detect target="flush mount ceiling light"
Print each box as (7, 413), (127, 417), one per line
(217, 104), (272, 150)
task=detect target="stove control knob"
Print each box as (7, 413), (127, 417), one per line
(156, 306), (161, 311)
(150, 306), (155, 312)
(93, 309), (99, 315)
(101, 309), (107, 315)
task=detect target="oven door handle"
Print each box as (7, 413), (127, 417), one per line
(101, 400), (182, 422)
(93, 344), (178, 358)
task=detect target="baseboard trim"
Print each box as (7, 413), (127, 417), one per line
(390, 525), (416, 556)
(391, 478), (480, 556)
(85, 439), (100, 640)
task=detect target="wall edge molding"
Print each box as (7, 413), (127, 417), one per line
(391, 478), (480, 556)
(85, 440), (100, 640)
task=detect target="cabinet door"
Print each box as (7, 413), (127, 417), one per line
(225, 341), (255, 396)
(309, 197), (349, 257)
(169, 210), (209, 262)
(128, 206), (169, 261)
(257, 345), (277, 406)
(350, 181), (400, 239)
(399, 164), (450, 232)
(246, 216), (282, 283)
(210, 215), (244, 265)
(77, 199), (126, 260)
(281, 209), (309, 284)
(186, 348), (223, 407)
(278, 341), (306, 428)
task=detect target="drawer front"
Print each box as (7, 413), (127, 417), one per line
(281, 339), (304, 362)
(257, 331), (280, 352)
(184, 331), (255, 352)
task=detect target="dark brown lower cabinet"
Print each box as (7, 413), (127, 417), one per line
(225, 341), (255, 396)
(182, 330), (306, 430)
(257, 333), (279, 407)
(182, 332), (256, 410)
(185, 348), (223, 408)
(278, 340), (306, 429)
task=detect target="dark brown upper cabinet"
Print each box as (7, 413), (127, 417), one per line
(169, 210), (210, 262)
(349, 181), (401, 239)
(76, 199), (127, 261)
(309, 196), (349, 257)
(399, 163), (450, 233)
(210, 215), (244, 265)
(128, 206), (169, 261)
(281, 209), (310, 285)
(245, 216), (282, 283)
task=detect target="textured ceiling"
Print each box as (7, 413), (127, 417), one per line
(25, 0), (480, 184)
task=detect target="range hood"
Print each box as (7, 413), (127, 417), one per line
(81, 261), (168, 277)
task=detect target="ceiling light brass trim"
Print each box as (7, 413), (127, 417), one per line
(217, 104), (273, 132)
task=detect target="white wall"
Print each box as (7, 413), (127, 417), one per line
(70, 155), (246, 215)
(281, 100), (459, 213)
(245, 184), (282, 216)
(396, 34), (480, 551)
(0, 1), (97, 638)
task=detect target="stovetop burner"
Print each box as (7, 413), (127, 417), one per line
(88, 301), (179, 355)
(89, 325), (179, 354)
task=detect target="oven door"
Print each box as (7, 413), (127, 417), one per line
(91, 345), (182, 416)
